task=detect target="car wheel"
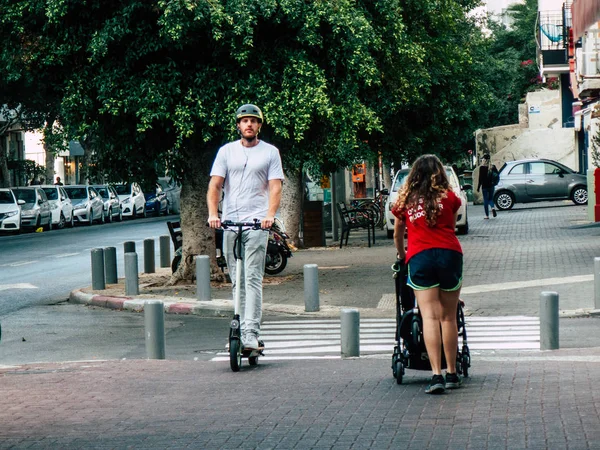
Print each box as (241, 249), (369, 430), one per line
(117, 209), (123, 222)
(100, 209), (105, 224)
(164, 201), (170, 216)
(457, 220), (469, 235)
(57, 212), (66, 230)
(45, 218), (52, 231)
(69, 213), (75, 228)
(107, 208), (113, 223)
(571, 186), (588, 205)
(494, 191), (515, 210)
(142, 206), (147, 218)
(88, 210), (94, 226)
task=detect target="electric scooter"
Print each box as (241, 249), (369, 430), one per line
(221, 219), (266, 372)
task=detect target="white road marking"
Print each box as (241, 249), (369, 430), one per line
(3, 260), (39, 267)
(461, 274), (593, 294)
(54, 253), (80, 258)
(211, 316), (542, 362)
(0, 283), (38, 291)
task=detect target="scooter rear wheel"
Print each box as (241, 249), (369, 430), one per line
(230, 339), (242, 372)
(248, 356), (258, 366)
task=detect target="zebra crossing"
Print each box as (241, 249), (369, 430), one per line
(211, 316), (540, 362)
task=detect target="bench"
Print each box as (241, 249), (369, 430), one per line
(336, 202), (376, 248)
(167, 220), (182, 251)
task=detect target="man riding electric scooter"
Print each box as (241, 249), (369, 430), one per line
(207, 104), (284, 367)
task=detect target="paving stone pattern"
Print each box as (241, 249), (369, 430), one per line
(1, 352), (600, 449)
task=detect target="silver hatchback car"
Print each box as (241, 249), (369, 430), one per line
(494, 159), (588, 210)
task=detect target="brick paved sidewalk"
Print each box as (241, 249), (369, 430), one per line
(2, 348), (600, 449)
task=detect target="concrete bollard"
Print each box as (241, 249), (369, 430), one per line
(145, 300), (166, 359)
(540, 291), (559, 350)
(196, 255), (211, 302)
(159, 235), (171, 268)
(104, 247), (118, 284)
(143, 238), (155, 274)
(595, 257), (600, 310)
(91, 248), (106, 290)
(303, 264), (320, 312)
(341, 309), (360, 358)
(124, 241), (136, 254)
(125, 252), (139, 296)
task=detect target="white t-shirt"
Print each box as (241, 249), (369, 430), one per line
(210, 140), (284, 222)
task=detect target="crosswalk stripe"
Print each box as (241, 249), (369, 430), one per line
(210, 316), (541, 362)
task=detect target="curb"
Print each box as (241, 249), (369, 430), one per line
(70, 289), (600, 319)
(69, 289), (383, 318)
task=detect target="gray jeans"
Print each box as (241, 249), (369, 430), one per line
(223, 229), (269, 336)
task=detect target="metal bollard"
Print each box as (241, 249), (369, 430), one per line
(104, 247), (118, 284)
(196, 255), (211, 302)
(159, 235), (171, 268)
(303, 264), (320, 312)
(124, 241), (136, 254)
(143, 238), (155, 274)
(145, 300), (166, 359)
(341, 309), (360, 357)
(91, 248), (106, 290)
(540, 291), (559, 350)
(595, 257), (600, 310)
(125, 252), (139, 296)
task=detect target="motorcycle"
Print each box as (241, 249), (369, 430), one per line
(216, 217), (293, 275)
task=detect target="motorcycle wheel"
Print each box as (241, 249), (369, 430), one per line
(265, 248), (288, 275)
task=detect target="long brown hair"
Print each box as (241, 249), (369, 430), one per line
(394, 154), (450, 227)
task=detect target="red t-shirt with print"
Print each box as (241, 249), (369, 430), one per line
(392, 189), (463, 263)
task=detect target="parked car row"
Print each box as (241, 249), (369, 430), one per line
(0, 181), (178, 234)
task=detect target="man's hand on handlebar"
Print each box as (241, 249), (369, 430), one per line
(261, 216), (275, 230)
(207, 215), (221, 229)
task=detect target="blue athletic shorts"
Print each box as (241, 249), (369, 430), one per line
(407, 248), (463, 292)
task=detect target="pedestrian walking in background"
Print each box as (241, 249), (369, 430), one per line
(392, 154), (463, 394)
(207, 104), (284, 350)
(477, 153), (498, 219)
(54, 177), (63, 186)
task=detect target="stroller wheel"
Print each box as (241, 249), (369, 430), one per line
(394, 360), (404, 384)
(461, 354), (470, 378)
(411, 318), (421, 351)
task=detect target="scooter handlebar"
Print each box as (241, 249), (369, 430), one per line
(220, 219), (263, 230)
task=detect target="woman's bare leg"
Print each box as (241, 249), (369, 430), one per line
(414, 288), (443, 374)
(440, 289), (460, 374)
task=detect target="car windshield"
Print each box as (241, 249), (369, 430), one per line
(96, 188), (110, 199)
(392, 172), (409, 192)
(0, 191), (15, 204)
(114, 184), (130, 195)
(64, 187), (88, 200)
(445, 168), (459, 189)
(41, 187), (58, 200)
(12, 189), (35, 204)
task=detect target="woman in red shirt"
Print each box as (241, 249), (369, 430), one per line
(392, 154), (463, 394)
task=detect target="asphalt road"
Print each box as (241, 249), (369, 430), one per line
(0, 214), (178, 315)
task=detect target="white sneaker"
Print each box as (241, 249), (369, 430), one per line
(244, 333), (259, 350)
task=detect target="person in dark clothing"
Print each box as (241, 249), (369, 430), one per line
(477, 154), (498, 219)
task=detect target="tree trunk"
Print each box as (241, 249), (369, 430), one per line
(78, 138), (91, 184)
(280, 167), (303, 248)
(0, 122), (12, 188)
(168, 149), (222, 285)
(43, 119), (56, 185)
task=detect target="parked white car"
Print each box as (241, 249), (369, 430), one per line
(11, 187), (53, 231)
(92, 184), (123, 222)
(41, 185), (74, 229)
(0, 188), (22, 233)
(64, 185), (105, 225)
(113, 182), (146, 218)
(384, 166), (471, 238)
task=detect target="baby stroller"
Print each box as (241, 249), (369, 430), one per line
(391, 258), (471, 385)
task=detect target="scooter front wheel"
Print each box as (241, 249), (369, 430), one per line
(230, 339), (242, 372)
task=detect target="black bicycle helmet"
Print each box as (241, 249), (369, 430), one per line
(235, 104), (263, 123)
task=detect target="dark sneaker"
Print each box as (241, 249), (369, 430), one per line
(492, 209), (497, 217)
(445, 373), (462, 389)
(425, 375), (446, 394)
